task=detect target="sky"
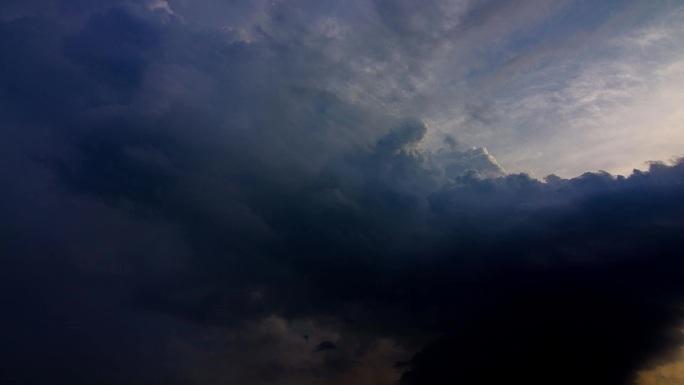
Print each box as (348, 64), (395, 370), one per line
(1, 1), (684, 384)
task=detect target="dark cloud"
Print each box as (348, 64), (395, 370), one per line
(401, 286), (683, 385)
(0, 230), (183, 385)
(63, 6), (162, 102)
(3, 1), (684, 385)
(57, 105), (684, 383)
(315, 341), (338, 352)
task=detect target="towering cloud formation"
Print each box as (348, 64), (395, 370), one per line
(2, 1), (684, 384)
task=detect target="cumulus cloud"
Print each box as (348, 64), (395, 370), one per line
(2, 1), (684, 385)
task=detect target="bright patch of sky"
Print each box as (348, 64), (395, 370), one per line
(424, 1), (684, 177)
(163, 0), (684, 178)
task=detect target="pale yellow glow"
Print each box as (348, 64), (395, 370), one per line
(636, 347), (684, 385)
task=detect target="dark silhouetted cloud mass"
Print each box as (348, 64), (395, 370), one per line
(2, 1), (684, 384)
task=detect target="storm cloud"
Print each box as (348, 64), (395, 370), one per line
(2, 1), (684, 384)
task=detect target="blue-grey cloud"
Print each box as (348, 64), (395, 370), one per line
(2, 1), (684, 385)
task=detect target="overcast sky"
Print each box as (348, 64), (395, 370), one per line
(2, 1), (684, 385)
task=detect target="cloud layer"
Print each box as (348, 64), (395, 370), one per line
(2, 1), (684, 384)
